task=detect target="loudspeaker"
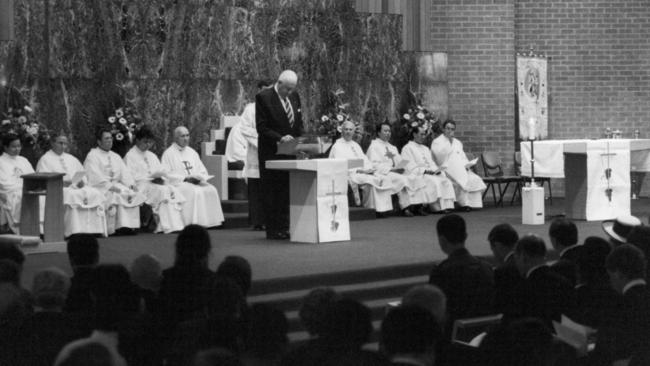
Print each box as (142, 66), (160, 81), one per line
(0, 0), (15, 41)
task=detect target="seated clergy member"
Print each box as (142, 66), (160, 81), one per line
(329, 120), (405, 215)
(431, 120), (486, 211)
(125, 126), (185, 234)
(36, 133), (107, 237)
(161, 126), (224, 228)
(0, 133), (34, 234)
(84, 128), (145, 235)
(366, 122), (429, 216)
(401, 125), (456, 213)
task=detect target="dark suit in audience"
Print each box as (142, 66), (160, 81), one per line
(65, 265), (95, 313)
(493, 253), (524, 317)
(512, 265), (574, 327)
(549, 245), (580, 286)
(548, 218), (580, 286)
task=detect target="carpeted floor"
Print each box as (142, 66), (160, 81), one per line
(21, 198), (650, 288)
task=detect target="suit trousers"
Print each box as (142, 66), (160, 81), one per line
(247, 178), (264, 227)
(259, 156), (292, 235)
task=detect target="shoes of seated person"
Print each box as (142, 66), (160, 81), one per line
(444, 208), (454, 214)
(113, 227), (137, 236)
(402, 208), (414, 217)
(459, 206), (472, 212)
(266, 231), (290, 240)
(416, 206), (429, 216)
(252, 225), (266, 231)
(376, 211), (390, 218)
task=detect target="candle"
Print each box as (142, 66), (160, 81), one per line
(528, 117), (536, 140)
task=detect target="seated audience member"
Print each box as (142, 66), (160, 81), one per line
(130, 254), (163, 313)
(429, 214), (494, 334)
(36, 133), (107, 237)
(548, 218), (580, 285)
(511, 235), (574, 327)
(0, 241), (31, 304)
(329, 121), (405, 216)
(125, 126), (186, 233)
(627, 225), (650, 282)
(590, 244), (650, 366)
(479, 318), (554, 366)
(298, 287), (341, 337)
(602, 214), (642, 246)
(84, 128), (145, 235)
(430, 120), (486, 210)
(54, 341), (116, 366)
(193, 348), (243, 366)
(0, 133), (35, 233)
(565, 236), (619, 329)
(162, 126), (224, 228)
(241, 303), (290, 366)
(65, 234), (99, 313)
(487, 223), (522, 316)
(401, 284), (447, 327)
(366, 122), (432, 216)
(381, 305), (442, 366)
(0, 282), (32, 365)
(216, 255), (253, 297)
(0, 258), (20, 285)
(400, 125), (456, 214)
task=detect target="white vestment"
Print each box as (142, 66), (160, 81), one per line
(240, 102), (260, 178)
(225, 120), (248, 164)
(431, 134), (486, 208)
(0, 153), (34, 233)
(84, 148), (145, 234)
(329, 138), (401, 213)
(161, 143), (224, 228)
(37, 150), (107, 237)
(366, 138), (428, 208)
(124, 146), (186, 234)
(401, 141), (456, 211)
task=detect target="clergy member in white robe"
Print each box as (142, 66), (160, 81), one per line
(329, 121), (403, 214)
(224, 119), (248, 166)
(84, 129), (145, 235)
(0, 134), (34, 234)
(36, 134), (107, 237)
(366, 122), (428, 216)
(401, 126), (456, 212)
(124, 127), (185, 234)
(161, 126), (224, 228)
(431, 120), (486, 210)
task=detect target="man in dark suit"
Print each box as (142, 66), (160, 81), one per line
(429, 214), (494, 335)
(487, 223), (522, 316)
(256, 70), (303, 240)
(548, 218), (580, 286)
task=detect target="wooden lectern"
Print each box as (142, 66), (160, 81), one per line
(266, 158), (362, 243)
(20, 172), (66, 253)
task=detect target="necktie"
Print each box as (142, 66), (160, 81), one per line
(283, 98), (294, 126)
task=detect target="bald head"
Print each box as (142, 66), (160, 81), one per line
(276, 70), (298, 98)
(174, 126), (190, 148)
(341, 121), (356, 141)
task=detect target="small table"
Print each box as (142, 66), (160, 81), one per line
(20, 172), (65, 251)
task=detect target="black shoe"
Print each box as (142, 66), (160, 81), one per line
(416, 206), (429, 216)
(266, 231), (290, 240)
(113, 227), (137, 236)
(402, 208), (414, 217)
(252, 225), (266, 231)
(461, 206), (472, 212)
(376, 211), (389, 218)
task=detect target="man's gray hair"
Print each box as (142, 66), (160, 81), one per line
(278, 70), (298, 85)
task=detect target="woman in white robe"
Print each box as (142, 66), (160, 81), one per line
(431, 120), (486, 209)
(401, 126), (456, 212)
(0, 134), (34, 234)
(36, 135), (107, 237)
(124, 127), (185, 234)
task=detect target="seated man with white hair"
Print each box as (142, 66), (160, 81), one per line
(161, 126), (224, 228)
(37, 133), (107, 237)
(84, 128), (145, 235)
(329, 121), (404, 215)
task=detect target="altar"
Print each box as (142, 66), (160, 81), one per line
(521, 139), (650, 220)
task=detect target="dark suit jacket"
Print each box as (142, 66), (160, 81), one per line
(493, 253), (525, 317)
(428, 247), (495, 330)
(566, 284), (621, 329)
(65, 266), (95, 313)
(550, 245), (581, 286)
(157, 265), (217, 327)
(256, 86), (303, 165)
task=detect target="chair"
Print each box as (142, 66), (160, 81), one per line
(513, 151), (553, 205)
(451, 313), (503, 346)
(480, 152), (523, 207)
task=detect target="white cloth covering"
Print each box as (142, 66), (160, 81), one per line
(328, 138), (401, 213)
(431, 134), (486, 208)
(37, 150), (107, 237)
(401, 141), (456, 211)
(240, 102), (261, 178)
(225, 119), (248, 164)
(0, 153), (34, 233)
(124, 146), (186, 233)
(84, 148), (145, 234)
(161, 143), (224, 228)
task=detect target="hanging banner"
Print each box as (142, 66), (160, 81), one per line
(517, 54), (549, 140)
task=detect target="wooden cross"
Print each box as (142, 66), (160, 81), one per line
(182, 161), (193, 175)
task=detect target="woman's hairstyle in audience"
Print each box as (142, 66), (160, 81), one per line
(487, 223), (519, 249)
(319, 298), (373, 349)
(401, 284), (447, 326)
(298, 287), (341, 336)
(515, 235), (547, 259)
(193, 348), (243, 366)
(381, 305), (441, 357)
(55, 341), (114, 366)
(32, 267), (70, 310)
(548, 217), (578, 248)
(134, 125), (155, 141)
(66, 234), (99, 268)
(216, 255), (252, 295)
(0, 241), (25, 266)
(175, 224), (212, 267)
(0, 259), (20, 285)
(606, 244), (646, 280)
(130, 254), (162, 292)
(574, 236), (611, 285)
(480, 318), (554, 366)
(243, 303), (289, 359)
(436, 214), (467, 244)
(2, 133), (20, 149)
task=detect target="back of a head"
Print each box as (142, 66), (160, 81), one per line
(32, 267), (70, 310)
(193, 348), (243, 366)
(216, 255), (252, 295)
(515, 234), (547, 259)
(0, 258), (20, 285)
(628, 226), (650, 259)
(320, 298), (373, 349)
(207, 276), (246, 319)
(488, 223), (519, 249)
(549, 218), (578, 249)
(130, 254), (162, 292)
(244, 303), (289, 358)
(381, 305), (441, 357)
(175, 224), (211, 267)
(575, 237), (611, 285)
(606, 244), (646, 281)
(66, 234), (99, 268)
(0, 282), (28, 324)
(0, 241), (25, 266)
(481, 318), (553, 366)
(401, 284), (447, 326)
(55, 341), (114, 366)
(436, 214), (467, 245)
(299, 287), (341, 336)
(90, 264), (138, 330)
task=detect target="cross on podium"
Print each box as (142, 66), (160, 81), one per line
(325, 179), (343, 232)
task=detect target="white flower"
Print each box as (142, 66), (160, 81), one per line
(108, 116), (116, 123)
(119, 117), (127, 125)
(417, 105), (423, 110)
(336, 114), (344, 122)
(129, 123), (136, 131)
(411, 122), (419, 128)
(26, 125), (38, 135)
(17, 116), (27, 124)
(321, 115), (329, 122)
(403, 113), (410, 120)
(115, 109), (124, 118)
(115, 133), (124, 141)
(23, 106), (33, 113)
(1, 120), (10, 125)
(336, 125), (342, 132)
(416, 112), (425, 120)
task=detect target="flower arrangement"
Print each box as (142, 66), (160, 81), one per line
(399, 105), (441, 136)
(315, 89), (362, 142)
(1, 105), (50, 162)
(104, 105), (141, 157)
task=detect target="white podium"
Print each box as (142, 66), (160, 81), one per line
(266, 158), (363, 243)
